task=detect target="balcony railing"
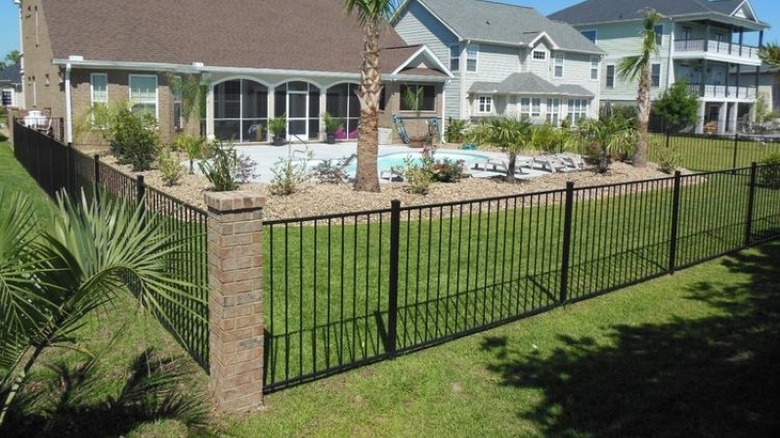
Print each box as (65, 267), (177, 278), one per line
(687, 84), (757, 99)
(674, 39), (760, 61)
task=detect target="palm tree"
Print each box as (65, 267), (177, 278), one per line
(468, 117), (533, 182)
(4, 50), (21, 65)
(0, 191), (205, 427)
(342, 0), (399, 192)
(759, 43), (780, 67)
(617, 9), (662, 168)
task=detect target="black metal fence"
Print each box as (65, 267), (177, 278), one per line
(263, 165), (780, 392)
(649, 131), (780, 172)
(12, 122), (210, 368)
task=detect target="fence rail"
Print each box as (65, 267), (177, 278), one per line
(262, 165), (780, 391)
(650, 131), (780, 172)
(11, 122), (210, 369)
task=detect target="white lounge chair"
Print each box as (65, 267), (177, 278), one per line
(533, 155), (569, 173)
(555, 153), (585, 171)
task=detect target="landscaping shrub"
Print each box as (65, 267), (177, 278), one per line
(759, 153), (780, 189)
(403, 158), (434, 195)
(108, 107), (160, 171)
(158, 146), (184, 186)
(199, 141), (257, 191)
(311, 159), (348, 184)
(445, 119), (468, 143)
(430, 158), (464, 183)
(173, 133), (208, 174)
(269, 152), (312, 195)
(655, 146), (680, 174)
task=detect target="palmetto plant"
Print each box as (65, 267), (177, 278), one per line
(0, 190), (206, 428)
(617, 8), (663, 168)
(468, 117), (533, 182)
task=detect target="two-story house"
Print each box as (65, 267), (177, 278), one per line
(393, 0), (604, 130)
(550, 0), (770, 134)
(17, 0), (450, 147)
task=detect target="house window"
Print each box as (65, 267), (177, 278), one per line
(546, 98), (561, 126)
(129, 74), (158, 118)
(554, 53), (565, 78)
(533, 50), (546, 60)
(606, 65), (615, 88)
(467, 45), (478, 72)
(520, 98), (530, 119)
(478, 95), (492, 113)
(651, 63), (661, 87)
(581, 30), (596, 43)
(531, 98), (541, 118)
(450, 45), (460, 72)
(400, 84), (435, 111)
(590, 57), (599, 80)
(567, 99), (588, 124)
(2, 89), (12, 106)
(90, 73), (108, 106)
(654, 24), (663, 46)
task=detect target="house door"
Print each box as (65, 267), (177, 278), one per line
(287, 84), (309, 141)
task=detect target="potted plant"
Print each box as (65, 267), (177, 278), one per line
(268, 115), (287, 146)
(323, 112), (342, 144)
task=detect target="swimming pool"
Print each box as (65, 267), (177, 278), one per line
(344, 151), (491, 175)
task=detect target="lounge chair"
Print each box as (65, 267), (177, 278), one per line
(533, 155), (569, 173)
(555, 152), (585, 171)
(380, 167), (405, 182)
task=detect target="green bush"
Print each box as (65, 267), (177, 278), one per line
(759, 153), (780, 189)
(403, 161), (434, 195)
(108, 108), (160, 171)
(269, 152), (312, 195)
(430, 158), (464, 183)
(158, 147), (184, 186)
(311, 159), (348, 184)
(198, 141), (257, 191)
(656, 146), (680, 174)
(445, 119), (468, 143)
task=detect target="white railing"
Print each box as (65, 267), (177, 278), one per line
(674, 39), (760, 61)
(686, 84), (757, 99)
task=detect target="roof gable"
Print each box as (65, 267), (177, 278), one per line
(39, 0), (424, 75)
(404, 0), (602, 54)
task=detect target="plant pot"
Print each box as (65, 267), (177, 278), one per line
(326, 133), (336, 144)
(273, 135), (286, 146)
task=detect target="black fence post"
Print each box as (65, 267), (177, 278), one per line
(669, 171), (682, 274)
(732, 133), (739, 171)
(665, 129), (671, 150)
(387, 199), (401, 359)
(93, 154), (100, 200)
(59, 118), (65, 143)
(65, 142), (73, 199)
(560, 182), (575, 305)
(744, 162), (758, 247)
(136, 175), (146, 225)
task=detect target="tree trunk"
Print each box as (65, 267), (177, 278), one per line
(635, 66), (651, 167)
(506, 153), (517, 183)
(353, 20), (382, 193)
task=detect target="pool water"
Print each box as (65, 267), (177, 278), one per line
(344, 151), (490, 175)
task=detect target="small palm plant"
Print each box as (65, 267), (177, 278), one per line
(467, 117), (533, 182)
(0, 190), (206, 427)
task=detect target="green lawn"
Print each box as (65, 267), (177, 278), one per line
(649, 133), (780, 171)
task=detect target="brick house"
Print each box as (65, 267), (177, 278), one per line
(17, 0), (451, 147)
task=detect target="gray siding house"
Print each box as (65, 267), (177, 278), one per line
(550, 0), (770, 134)
(1, 63), (23, 109)
(393, 0), (604, 129)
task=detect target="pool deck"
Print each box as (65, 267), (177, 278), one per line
(234, 141), (552, 183)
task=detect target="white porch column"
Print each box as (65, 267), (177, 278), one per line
(695, 101), (706, 133)
(459, 43), (468, 119)
(267, 88), (275, 142)
(206, 84), (215, 140)
(319, 88), (327, 142)
(717, 102), (727, 134)
(729, 102), (739, 133)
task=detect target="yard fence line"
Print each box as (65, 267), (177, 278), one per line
(12, 123), (210, 370)
(648, 130), (780, 172)
(11, 121), (780, 410)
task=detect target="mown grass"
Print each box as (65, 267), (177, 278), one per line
(649, 133), (780, 171)
(235, 240), (780, 437)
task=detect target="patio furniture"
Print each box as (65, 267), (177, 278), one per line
(533, 155), (569, 173)
(555, 152), (585, 170)
(392, 114), (411, 144)
(380, 166), (405, 182)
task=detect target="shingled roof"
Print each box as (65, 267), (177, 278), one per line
(469, 72), (595, 97)
(0, 64), (22, 84)
(548, 0), (767, 28)
(401, 0), (603, 54)
(41, 0), (435, 75)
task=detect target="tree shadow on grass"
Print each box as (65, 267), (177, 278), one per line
(481, 241), (780, 437)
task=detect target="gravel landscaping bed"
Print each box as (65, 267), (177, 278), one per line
(100, 153), (689, 221)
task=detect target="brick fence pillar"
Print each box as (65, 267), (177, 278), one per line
(204, 191), (265, 411)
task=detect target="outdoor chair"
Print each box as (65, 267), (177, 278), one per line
(533, 155), (569, 173)
(380, 167), (405, 182)
(555, 152), (585, 171)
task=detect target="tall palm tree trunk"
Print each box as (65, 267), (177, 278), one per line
(354, 20), (382, 192)
(635, 67), (651, 167)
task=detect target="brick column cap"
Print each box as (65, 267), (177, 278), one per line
(204, 191), (266, 212)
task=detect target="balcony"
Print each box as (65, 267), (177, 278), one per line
(686, 84), (757, 100)
(674, 39), (761, 65)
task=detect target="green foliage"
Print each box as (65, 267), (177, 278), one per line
(429, 158), (465, 183)
(655, 144), (681, 174)
(758, 42), (780, 67)
(653, 80), (700, 131)
(402, 147), (464, 189)
(80, 102), (161, 171)
(445, 119), (469, 143)
(323, 112), (342, 134)
(580, 116), (637, 173)
(268, 115), (287, 137)
(166, 74), (209, 126)
(403, 156), (434, 195)
(158, 147), (184, 186)
(311, 159), (349, 184)
(759, 153), (780, 189)
(173, 134), (207, 173)
(0, 190), (206, 428)
(754, 92), (779, 123)
(199, 141), (257, 191)
(467, 117), (534, 182)
(269, 152), (312, 196)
